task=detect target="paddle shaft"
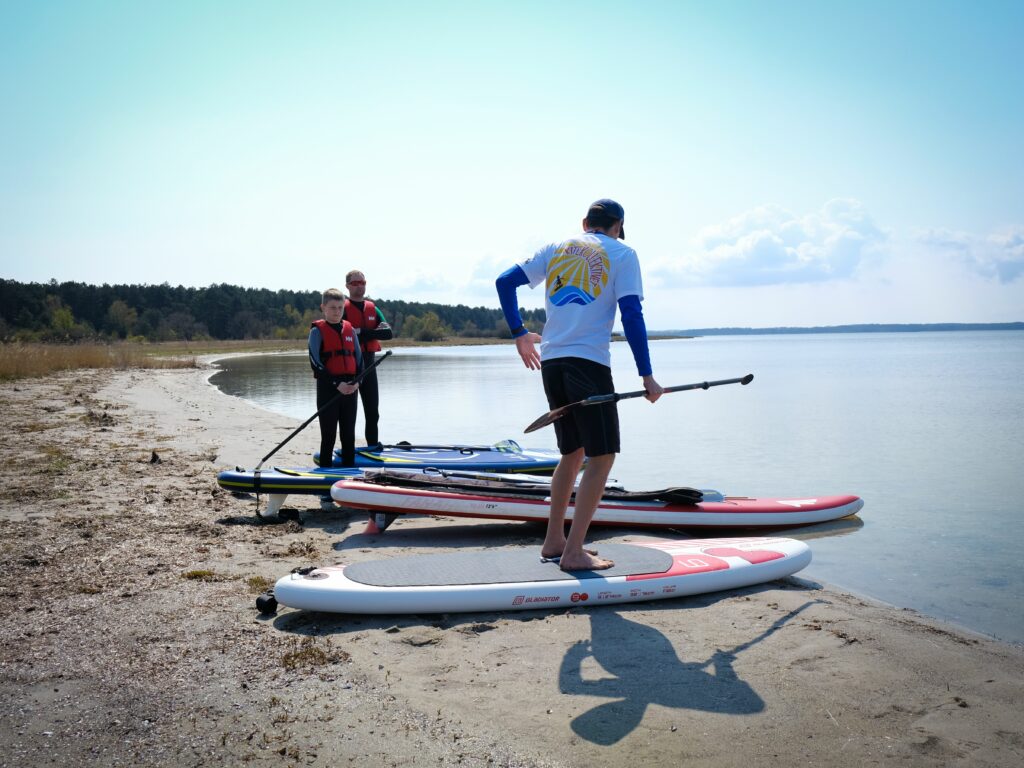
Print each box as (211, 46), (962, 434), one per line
(581, 374), (754, 407)
(523, 373), (753, 433)
(254, 350), (392, 472)
(383, 444), (502, 452)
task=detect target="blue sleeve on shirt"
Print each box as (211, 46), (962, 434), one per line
(618, 294), (653, 377)
(495, 265), (530, 336)
(308, 327), (326, 376)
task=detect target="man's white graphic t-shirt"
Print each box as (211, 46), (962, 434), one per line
(519, 232), (643, 368)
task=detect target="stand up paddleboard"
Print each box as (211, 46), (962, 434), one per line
(216, 466), (362, 517)
(219, 440), (560, 517)
(262, 536), (811, 615)
(328, 470), (864, 532)
(315, 440), (560, 472)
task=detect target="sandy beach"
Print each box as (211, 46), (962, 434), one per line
(1, 363), (1022, 767)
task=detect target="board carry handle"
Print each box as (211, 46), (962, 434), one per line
(253, 350), (393, 473)
(523, 373), (754, 433)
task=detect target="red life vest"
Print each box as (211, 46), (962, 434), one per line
(312, 319), (357, 377)
(344, 299), (382, 353)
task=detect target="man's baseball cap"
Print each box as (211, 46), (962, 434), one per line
(587, 199), (625, 239)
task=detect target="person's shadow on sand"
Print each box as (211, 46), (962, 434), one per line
(559, 601), (815, 745)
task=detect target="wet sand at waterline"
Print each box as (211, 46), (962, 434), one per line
(1, 364), (1022, 766)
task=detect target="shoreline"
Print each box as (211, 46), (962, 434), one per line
(1, 365), (1022, 766)
(203, 354), (1017, 647)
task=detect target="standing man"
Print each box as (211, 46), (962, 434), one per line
(495, 199), (663, 571)
(344, 270), (393, 451)
(308, 288), (363, 468)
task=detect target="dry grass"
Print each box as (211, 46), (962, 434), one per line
(245, 575), (273, 594)
(146, 336), (513, 356)
(0, 337), (517, 379)
(280, 638), (351, 670)
(181, 569), (227, 582)
(42, 445), (72, 474)
(0, 342), (198, 380)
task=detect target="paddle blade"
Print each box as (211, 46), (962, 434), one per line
(523, 404), (572, 433)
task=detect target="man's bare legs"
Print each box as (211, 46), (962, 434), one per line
(541, 449), (584, 560)
(541, 450), (616, 570)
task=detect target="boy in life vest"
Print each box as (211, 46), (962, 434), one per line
(308, 288), (363, 468)
(344, 270), (393, 450)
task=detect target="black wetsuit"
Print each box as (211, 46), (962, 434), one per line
(347, 301), (394, 446)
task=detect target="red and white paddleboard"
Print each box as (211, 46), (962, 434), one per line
(329, 476), (863, 531)
(270, 536), (811, 615)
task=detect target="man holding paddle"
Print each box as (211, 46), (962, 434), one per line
(496, 199), (663, 571)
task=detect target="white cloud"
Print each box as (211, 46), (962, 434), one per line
(377, 244), (552, 309)
(917, 227), (1024, 283)
(650, 199), (887, 287)
(372, 256), (521, 308)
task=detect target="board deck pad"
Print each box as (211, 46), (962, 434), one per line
(345, 544), (673, 587)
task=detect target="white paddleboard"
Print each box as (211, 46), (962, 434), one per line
(270, 536), (811, 615)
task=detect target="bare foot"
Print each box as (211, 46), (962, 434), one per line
(540, 547), (598, 561)
(559, 552), (615, 571)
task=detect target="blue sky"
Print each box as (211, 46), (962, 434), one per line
(1, 0), (1022, 328)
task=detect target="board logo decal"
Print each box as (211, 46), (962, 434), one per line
(513, 595), (561, 605)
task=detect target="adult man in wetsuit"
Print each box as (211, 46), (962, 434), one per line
(495, 199), (663, 571)
(344, 270), (393, 451)
(308, 288), (363, 469)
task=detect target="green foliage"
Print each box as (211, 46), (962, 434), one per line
(402, 311), (452, 341)
(106, 300), (137, 338)
(0, 278), (546, 343)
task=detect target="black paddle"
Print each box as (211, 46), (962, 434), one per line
(523, 373), (754, 434)
(348, 439), (523, 455)
(253, 350), (393, 473)
(380, 442), (513, 452)
(334, 439), (526, 461)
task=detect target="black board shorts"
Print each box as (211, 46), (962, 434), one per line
(540, 356), (619, 458)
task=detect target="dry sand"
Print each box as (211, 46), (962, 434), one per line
(1, 364), (1022, 767)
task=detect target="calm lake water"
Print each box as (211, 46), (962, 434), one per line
(210, 332), (1024, 645)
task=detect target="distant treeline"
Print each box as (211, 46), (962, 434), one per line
(0, 279), (546, 343)
(662, 323), (1024, 336)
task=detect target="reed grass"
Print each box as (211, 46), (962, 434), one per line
(0, 335), (519, 380)
(0, 342), (198, 380)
